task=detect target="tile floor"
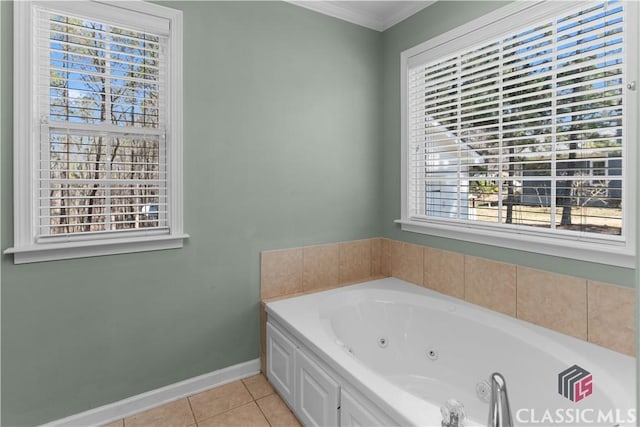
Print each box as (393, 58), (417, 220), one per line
(102, 374), (301, 427)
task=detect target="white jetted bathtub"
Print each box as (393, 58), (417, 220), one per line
(265, 277), (636, 427)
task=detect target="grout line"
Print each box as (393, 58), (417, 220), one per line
(186, 394), (197, 425)
(585, 279), (590, 341)
(239, 377), (253, 399)
(463, 255), (467, 301)
(370, 239), (374, 278)
(337, 243), (343, 285)
(462, 254), (469, 301)
(301, 246), (306, 294)
(515, 265), (519, 319)
(254, 397), (273, 427)
(193, 400), (258, 426)
(186, 380), (258, 426)
(419, 245), (424, 286)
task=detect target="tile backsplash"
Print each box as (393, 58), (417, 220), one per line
(303, 244), (340, 293)
(260, 238), (635, 364)
(260, 248), (304, 300)
(464, 255), (517, 317)
(587, 280), (635, 356)
(516, 266), (587, 340)
(261, 238), (383, 301)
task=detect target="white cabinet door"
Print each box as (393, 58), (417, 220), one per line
(341, 388), (395, 427)
(266, 322), (296, 408)
(295, 348), (340, 427)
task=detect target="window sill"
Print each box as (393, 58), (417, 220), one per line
(394, 219), (634, 269)
(4, 234), (190, 264)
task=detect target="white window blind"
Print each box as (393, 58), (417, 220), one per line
(407, 1), (627, 241)
(36, 8), (169, 239)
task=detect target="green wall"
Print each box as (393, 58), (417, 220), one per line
(0, 2), (382, 425)
(380, 1), (636, 287)
(1, 1), (637, 425)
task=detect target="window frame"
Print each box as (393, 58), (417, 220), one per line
(398, 0), (638, 268)
(7, 0), (187, 264)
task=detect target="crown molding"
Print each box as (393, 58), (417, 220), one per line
(286, 1), (435, 32)
(381, 1), (435, 30)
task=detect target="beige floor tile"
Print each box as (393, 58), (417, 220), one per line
(189, 380), (253, 422)
(243, 374), (275, 400)
(102, 419), (124, 427)
(256, 393), (301, 427)
(198, 402), (270, 427)
(124, 399), (194, 427)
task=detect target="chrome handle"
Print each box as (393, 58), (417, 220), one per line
(441, 398), (465, 427)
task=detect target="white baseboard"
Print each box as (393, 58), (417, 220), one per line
(40, 358), (261, 427)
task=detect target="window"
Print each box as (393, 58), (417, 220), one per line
(7, 1), (186, 263)
(399, 1), (637, 267)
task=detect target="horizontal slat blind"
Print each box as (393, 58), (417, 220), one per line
(408, 0), (625, 238)
(36, 8), (169, 238)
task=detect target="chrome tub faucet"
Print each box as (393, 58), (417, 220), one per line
(488, 373), (513, 427)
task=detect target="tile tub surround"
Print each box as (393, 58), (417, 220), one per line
(465, 255), (516, 317)
(260, 238), (635, 359)
(517, 266), (588, 340)
(260, 238), (385, 300)
(587, 280), (636, 356)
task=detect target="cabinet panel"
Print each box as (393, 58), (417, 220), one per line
(295, 348), (340, 427)
(266, 322), (296, 407)
(341, 388), (394, 427)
